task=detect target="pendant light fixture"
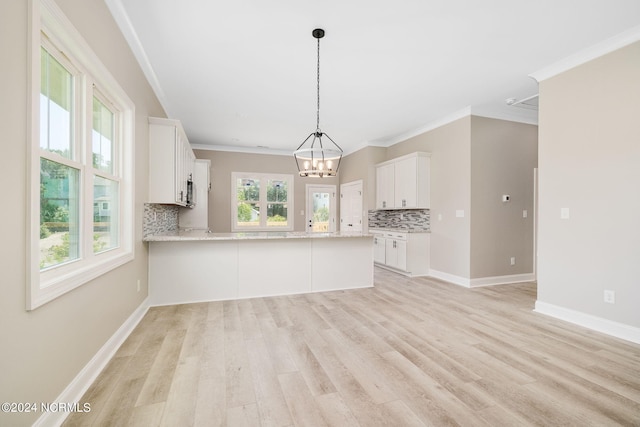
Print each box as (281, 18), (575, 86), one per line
(294, 28), (343, 178)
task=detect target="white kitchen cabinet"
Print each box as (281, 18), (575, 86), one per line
(372, 230), (429, 276)
(385, 234), (407, 271)
(376, 152), (430, 209)
(149, 117), (196, 206)
(179, 159), (211, 229)
(372, 232), (386, 264)
(375, 162), (395, 209)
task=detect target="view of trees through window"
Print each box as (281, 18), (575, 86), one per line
(39, 45), (120, 270)
(234, 174), (292, 230)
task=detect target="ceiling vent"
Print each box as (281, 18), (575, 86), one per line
(506, 94), (539, 110)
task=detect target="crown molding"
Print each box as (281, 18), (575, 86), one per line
(373, 107), (472, 147)
(190, 143), (293, 156)
(104, 0), (170, 115)
(530, 24), (640, 82)
(470, 106), (538, 126)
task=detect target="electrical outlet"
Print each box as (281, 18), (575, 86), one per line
(604, 290), (615, 304)
(137, 279), (141, 292)
(510, 257), (516, 266)
(523, 210), (528, 218)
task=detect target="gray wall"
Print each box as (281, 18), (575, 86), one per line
(470, 116), (538, 279)
(0, 0), (164, 424)
(537, 41), (640, 327)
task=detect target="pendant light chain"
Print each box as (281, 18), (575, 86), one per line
(316, 36), (321, 132)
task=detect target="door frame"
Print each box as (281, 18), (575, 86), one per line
(305, 184), (337, 232)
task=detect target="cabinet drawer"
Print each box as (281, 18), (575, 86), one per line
(384, 232), (407, 240)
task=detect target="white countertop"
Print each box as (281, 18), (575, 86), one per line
(144, 229), (373, 242)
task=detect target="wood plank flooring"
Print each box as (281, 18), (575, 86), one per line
(64, 268), (640, 426)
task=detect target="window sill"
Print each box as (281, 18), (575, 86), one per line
(28, 250), (134, 310)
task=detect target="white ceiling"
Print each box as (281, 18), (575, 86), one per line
(106, 0), (640, 155)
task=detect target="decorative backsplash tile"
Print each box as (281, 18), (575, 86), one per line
(143, 203), (179, 237)
(368, 209), (430, 231)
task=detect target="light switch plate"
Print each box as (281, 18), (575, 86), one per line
(561, 208), (570, 219)
(604, 290), (615, 304)
(456, 210), (465, 218)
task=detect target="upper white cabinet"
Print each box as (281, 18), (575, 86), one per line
(376, 152), (430, 209)
(149, 117), (196, 207)
(375, 163), (395, 209)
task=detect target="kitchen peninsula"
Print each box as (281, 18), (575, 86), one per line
(145, 230), (374, 306)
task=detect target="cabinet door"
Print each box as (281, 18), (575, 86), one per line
(376, 163), (395, 209)
(385, 238), (397, 268)
(394, 156), (417, 208)
(175, 135), (184, 204)
(373, 236), (386, 264)
(396, 239), (407, 271)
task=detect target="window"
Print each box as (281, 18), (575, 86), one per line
(232, 172), (294, 231)
(27, 0), (135, 309)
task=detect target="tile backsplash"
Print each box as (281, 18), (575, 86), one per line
(368, 209), (430, 231)
(143, 203), (179, 237)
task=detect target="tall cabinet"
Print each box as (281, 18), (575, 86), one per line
(148, 117), (196, 207)
(179, 159), (211, 229)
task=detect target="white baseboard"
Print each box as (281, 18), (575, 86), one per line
(428, 269), (471, 288)
(534, 300), (640, 345)
(470, 273), (536, 287)
(34, 298), (150, 427)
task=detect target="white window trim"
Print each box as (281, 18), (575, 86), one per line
(27, 0), (135, 310)
(231, 172), (294, 232)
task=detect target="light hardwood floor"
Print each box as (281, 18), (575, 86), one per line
(64, 268), (640, 426)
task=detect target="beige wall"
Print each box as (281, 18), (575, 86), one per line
(387, 117), (472, 279)
(537, 41), (640, 327)
(470, 116), (538, 278)
(193, 150), (338, 232)
(338, 146), (387, 222)
(0, 0), (164, 424)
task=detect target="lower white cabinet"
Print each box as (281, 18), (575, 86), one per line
(385, 233), (407, 271)
(371, 230), (429, 276)
(373, 234), (386, 264)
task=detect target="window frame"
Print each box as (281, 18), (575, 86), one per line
(27, 0), (135, 310)
(231, 172), (294, 232)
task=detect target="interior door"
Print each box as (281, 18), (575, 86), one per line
(340, 180), (363, 232)
(306, 185), (336, 232)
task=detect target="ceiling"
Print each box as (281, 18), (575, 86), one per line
(106, 0), (640, 155)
